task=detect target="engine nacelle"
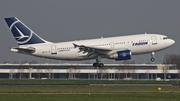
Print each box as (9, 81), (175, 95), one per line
(109, 50), (131, 60)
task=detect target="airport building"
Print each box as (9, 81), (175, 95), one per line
(0, 63), (179, 80)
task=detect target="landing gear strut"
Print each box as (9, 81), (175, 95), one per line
(93, 56), (104, 67)
(150, 52), (155, 62)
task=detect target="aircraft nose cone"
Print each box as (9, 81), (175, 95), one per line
(171, 39), (175, 45)
(165, 39), (175, 48)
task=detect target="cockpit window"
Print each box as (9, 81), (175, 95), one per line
(163, 37), (168, 40)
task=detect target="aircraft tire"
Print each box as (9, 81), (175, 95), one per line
(151, 58), (155, 62)
(99, 63), (104, 67)
(93, 63), (99, 67)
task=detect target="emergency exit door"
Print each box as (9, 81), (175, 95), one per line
(110, 42), (114, 48)
(51, 45), (57, 54)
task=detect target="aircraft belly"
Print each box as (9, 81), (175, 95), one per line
(131, 45), (149, 55)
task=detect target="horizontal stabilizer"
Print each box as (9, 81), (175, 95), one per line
(11, 47), (35, 54)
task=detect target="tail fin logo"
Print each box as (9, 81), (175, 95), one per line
(5, 17), (48, 45)
(10, 21), (33, 44)
(14, 26), (29, 40)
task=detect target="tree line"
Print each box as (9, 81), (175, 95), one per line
(163, 53), (180, 69)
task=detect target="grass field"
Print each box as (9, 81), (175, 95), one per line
(1, 93), (180, 101)
(0, 86), (180, 101)
(0, 79), (179, 101)
(0, 79), (180, 85)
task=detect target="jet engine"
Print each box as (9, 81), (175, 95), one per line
(109, 50), (131, 60)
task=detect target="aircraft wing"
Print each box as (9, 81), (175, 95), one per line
(10, 47), (35, 54)
(73, 43), (111, 56)
(73, 43), (129, 58)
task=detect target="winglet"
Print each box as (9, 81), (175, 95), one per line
(72, 43), (78, 48)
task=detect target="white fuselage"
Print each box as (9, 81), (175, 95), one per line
(21, 34), (174, 61)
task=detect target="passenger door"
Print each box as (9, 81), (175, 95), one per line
(151, 36), (157, 45)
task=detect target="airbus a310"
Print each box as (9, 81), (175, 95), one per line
(4, 17), (175, 67)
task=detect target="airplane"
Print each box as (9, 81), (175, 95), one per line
(4, 17), (175, 67)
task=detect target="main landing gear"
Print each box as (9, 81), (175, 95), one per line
(93, 56), (104, 67)
(150, 52), (155, 62)
(93, 62), (104, 67)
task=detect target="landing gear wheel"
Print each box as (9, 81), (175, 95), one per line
(93, 63), (104, 67)
(93, 63), (99, 67)
(93, 55), (104, 67)
(150, 52), (155, 62)
(150, 58), (155, 62)
(99, 63), (104, 67)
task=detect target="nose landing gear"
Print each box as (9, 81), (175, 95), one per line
(150, 52), (155, 62)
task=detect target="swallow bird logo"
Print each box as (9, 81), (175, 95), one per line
(10, 21), (33, 44)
